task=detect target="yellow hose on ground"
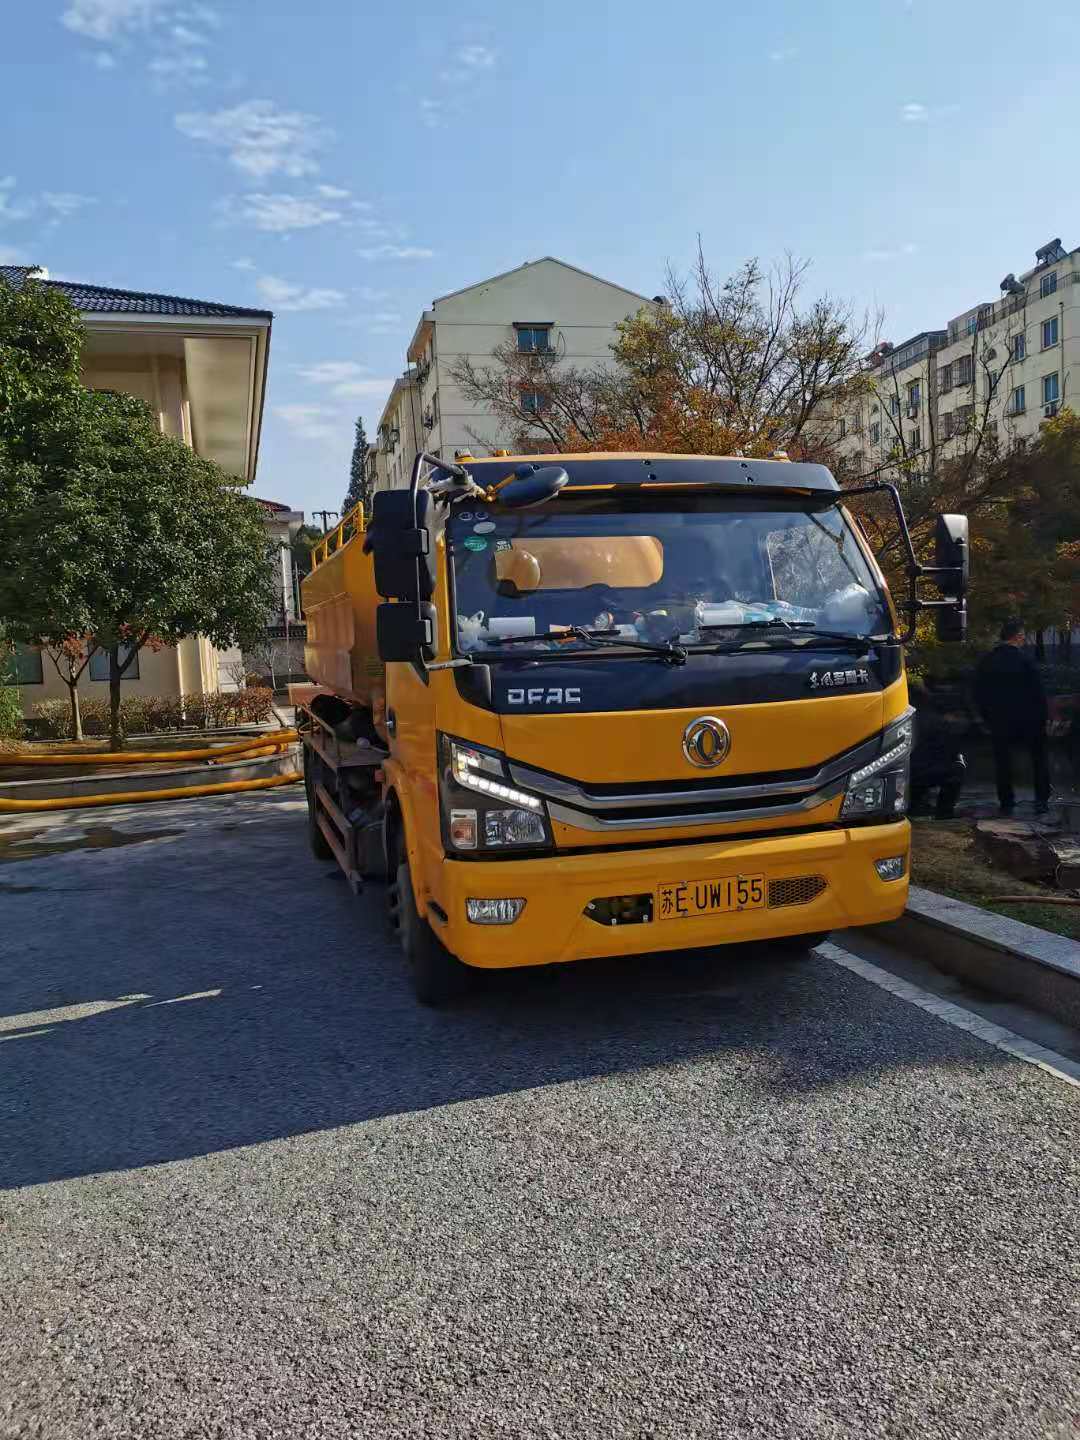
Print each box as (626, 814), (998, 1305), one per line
(0, 729), (299, 766)
(0, 771), (302, 813)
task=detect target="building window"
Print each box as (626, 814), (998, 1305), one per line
(966, 315), (979, 336)
(869, 421), (881, 445)
(1040, 271), (1058, 299)
(889, 394), (900, 418)
(1011, 333), (1026, 362)
(937, 363), (952, 391)
(1042, 316), (1059, 349)
(516, 325), (552, 354)
(520, 389), (548, 414)
(941, 412), (955, 440)
(838, 417), (847, 439)
(955, 354), (974, 386)
(1042, 372), (1060, 406)
(1010, 385), (1026, 414)
(1, 643), (44, 686)
(89, 644), (140, 682)
(956, 404), (974, 432)
(907, 380), (921, 409)
(909, 426), (921, 451)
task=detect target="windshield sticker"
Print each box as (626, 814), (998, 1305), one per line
(473, 521), (496, 534)
(463, 535), (489, 553)
(494, 539), (513, 552)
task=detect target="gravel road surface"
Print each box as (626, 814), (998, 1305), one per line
(2, 791), (1078, 1438)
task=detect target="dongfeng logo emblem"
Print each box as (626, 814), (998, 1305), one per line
(682, 715), (731, 768)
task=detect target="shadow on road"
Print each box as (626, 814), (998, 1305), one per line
(0, 797), (1008, 1189)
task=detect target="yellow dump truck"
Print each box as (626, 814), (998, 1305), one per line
(298, 451), (968, 1004)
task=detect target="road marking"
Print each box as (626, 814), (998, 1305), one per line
(820, 941), (1080, 1090)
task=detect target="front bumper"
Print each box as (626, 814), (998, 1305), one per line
(431, 821), (910, 968)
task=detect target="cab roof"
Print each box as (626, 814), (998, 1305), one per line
(459, 452), (840, 494)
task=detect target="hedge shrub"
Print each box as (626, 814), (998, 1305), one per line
(0, 686), (23, 741)
(31, 688), (273, 740)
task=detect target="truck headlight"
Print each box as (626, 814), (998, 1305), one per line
(439, 736), (552, 853)
(841, 709), (914, 821)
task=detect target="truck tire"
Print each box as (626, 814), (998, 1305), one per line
(389, 851), (472, 1006)
(771, 931), (830, 957)
(304, 750), (334, 862)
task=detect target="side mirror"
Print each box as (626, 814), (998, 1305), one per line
(936, 599), (967, 643)
(377, 602), (436, 663)
(364, 489), (437, 601)
(934, 513), (969, 599)
(496, 464), (569, 510)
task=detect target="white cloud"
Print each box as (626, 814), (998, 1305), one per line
(176, 99), (328, 178)
(419, 98), (445, 129)
(274, 404), (341, 444)
(768, 45), (797, 62)
(61, 0), (163, 41)
(149, 51), (208, 85)
(457, 44), (495, 69)
(863, 242), (918, 263)
(256, 275), (347, 311)
(333, 378), (394, 398)
(41, 192), (96, 217)
(315, 183), (351, 200)
(219, 191), (344, 233)
(901, 102), (928, 123)
(92, 50), (117, 68)
(231, 256), (255, 270)
(171, 21), (204, 42)
(356, 244), (434, 261)
(296, 360), (367, 384)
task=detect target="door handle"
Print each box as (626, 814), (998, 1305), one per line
(386, 710), (397, 738)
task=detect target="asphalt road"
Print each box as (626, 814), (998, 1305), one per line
(1, 791), (1078, 1439)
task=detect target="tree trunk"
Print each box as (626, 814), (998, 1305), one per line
(66, 677), (83, 742)
(108, 645), (123, 751)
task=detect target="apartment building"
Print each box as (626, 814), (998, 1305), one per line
(833, 237), (1079, 477)
(372, 368), (422, 491)
(369, 257), (653, 490)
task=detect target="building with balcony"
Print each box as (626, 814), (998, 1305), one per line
(831, 238), (1079, 478)
(0, 264), (272, 710)
(372, 257), (653, 489)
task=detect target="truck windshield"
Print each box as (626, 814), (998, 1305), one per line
(448, 494), (892, 654)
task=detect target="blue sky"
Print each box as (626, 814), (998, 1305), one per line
(4, 0), (1080, 522)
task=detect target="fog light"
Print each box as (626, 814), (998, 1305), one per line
(842, 778), (886, 817)
(466, 898), (526, 925)
(484, 807), (547, 847)
(874, 855), (906, 881)
(449, 809), (477, 849)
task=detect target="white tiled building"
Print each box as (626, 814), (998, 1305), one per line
(833, 238), (1079, 476)
(368, 257), (654, 489)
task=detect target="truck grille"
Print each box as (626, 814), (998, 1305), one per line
(767, 875), (827, 909)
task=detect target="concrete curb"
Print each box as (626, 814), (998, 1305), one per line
(0, 747), (300, 803)
(872, 884), (1080, 1029)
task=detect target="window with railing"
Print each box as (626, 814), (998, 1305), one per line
(516, 325), (552, 354)
(1042, 316), (1059, 349)
(1040, 270), (1058, 299)
(1010, 385), (1026, 414)
(956, 404), (974, 433)
(869, 421), (881, 445)
(1011, 333), (1026, 362)
(938, 363), (952, 391)
(955, 354), (974, 386)
(1043, 373), (1060, 406)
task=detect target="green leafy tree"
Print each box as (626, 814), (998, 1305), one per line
(1, 275), (275, 748)
(343, 414), (369, 514)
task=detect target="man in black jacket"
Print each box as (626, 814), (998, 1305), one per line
(974, 618), (1051, 816)
(909, 681), (967, 819)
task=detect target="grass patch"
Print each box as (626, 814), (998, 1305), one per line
(910, 818), (1080, 941)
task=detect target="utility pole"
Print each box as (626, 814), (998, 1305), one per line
(313, 509), (339, 533)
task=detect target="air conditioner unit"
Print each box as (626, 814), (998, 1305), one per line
(1044, 402), (1059, 418)
(906, 404), (919, 418)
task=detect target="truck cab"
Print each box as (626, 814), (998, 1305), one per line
(299, 451), (967, 1003)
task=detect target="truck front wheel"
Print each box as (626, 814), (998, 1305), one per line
(388, 849), (473, 1006)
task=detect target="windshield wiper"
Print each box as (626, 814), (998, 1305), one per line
(482, 627), (687, 665)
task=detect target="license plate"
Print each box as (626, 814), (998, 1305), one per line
(656, 874), (766, 920)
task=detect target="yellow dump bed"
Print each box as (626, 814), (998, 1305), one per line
(300, 506), (384, 710)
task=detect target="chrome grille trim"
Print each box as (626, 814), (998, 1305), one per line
(546, 778), (845, 832)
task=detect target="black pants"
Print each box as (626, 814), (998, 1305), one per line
(991, 732), (1051, 810)
(910, 756), (966, 819)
